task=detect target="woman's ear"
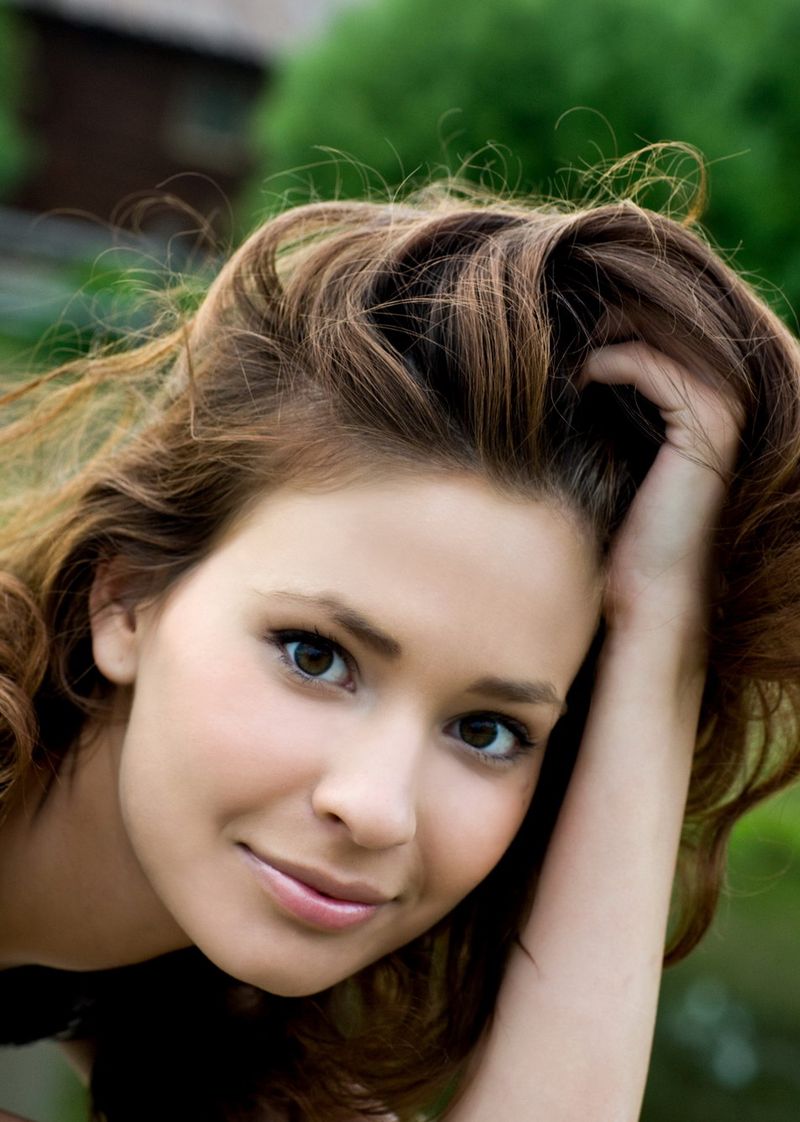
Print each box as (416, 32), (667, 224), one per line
(89, 560), (141, 685)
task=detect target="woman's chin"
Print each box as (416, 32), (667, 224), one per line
(195, 940), (364, 997)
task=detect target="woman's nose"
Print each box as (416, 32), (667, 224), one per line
(310, 720), (422, 850)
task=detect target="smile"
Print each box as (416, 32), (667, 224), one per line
(238, 845), (392, 931)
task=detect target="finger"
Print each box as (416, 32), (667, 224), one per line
(581, 342), (743, 471)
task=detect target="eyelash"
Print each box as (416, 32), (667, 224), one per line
(269, 627), (357, 692)
(447, 717), (536, 769)
(265, 627), (538, 766)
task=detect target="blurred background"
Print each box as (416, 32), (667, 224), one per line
(0, 0), (799, 1118)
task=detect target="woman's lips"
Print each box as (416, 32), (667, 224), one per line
(239, 845), (392, 931)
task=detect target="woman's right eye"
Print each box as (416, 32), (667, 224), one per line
(270, 629), (354, 690)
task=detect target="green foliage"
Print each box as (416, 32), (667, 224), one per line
(644, 787), (800, 1120)
(0, 4), (32, 197)
(0, 248), (210, 379)
(249, 0), (800, 314)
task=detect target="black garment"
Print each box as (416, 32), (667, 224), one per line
(0, 963), (112, 1045)
(0, 949), (210, 1046)
(0, 951), (287, 1120)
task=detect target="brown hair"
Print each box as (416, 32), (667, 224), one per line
(3, 184), (800, 1120)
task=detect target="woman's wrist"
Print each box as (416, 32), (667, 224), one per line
(601, 595), (712, 699)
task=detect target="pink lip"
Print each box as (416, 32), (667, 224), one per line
(239, 846), (392, 931)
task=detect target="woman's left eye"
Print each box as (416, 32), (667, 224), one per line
(271, 630), (354, 689)
(447, 714), (535, 763)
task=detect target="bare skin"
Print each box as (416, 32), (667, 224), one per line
(449, 344), (742, 1120)
(0, 481), (600, 984)
(0, 344), (742, 1120)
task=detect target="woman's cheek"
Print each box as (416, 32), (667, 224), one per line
(423, 760), (539, 898)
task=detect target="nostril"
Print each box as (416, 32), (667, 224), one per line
(311, 780), (417, 850)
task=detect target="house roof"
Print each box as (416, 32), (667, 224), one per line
(10, 0), (357, 63)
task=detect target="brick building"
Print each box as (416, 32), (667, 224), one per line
(6, 0), (350, 232)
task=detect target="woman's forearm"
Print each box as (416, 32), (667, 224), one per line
(448, 622), (704, 1121)
(447, 340), (738, 1121)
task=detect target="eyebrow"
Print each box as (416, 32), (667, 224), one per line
(266, 589), (567, 712)
(271, 589), (402, 658)
(465, 676), (566, 712)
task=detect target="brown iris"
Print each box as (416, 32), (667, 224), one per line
(293, 640), (335, 677)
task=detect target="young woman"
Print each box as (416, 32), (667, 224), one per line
(1, 186), (799, 1121)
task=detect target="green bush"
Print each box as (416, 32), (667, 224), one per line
(644, 788), (800, 1120)
(0, 4), (32, 198)
(249, 0), (800, 316)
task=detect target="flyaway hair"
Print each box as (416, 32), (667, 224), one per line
(2, 183), (800, 1119)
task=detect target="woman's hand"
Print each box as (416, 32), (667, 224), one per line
(583, 342), (743, 642)
(448, 346), (742, 1122)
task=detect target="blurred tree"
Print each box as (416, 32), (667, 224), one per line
(249, 0), (800, 316)
(0, 4), (32, 198)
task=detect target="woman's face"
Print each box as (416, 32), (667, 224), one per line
(92, 473), (602, 995)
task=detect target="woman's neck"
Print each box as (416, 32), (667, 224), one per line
(0, 720), (191, 971)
